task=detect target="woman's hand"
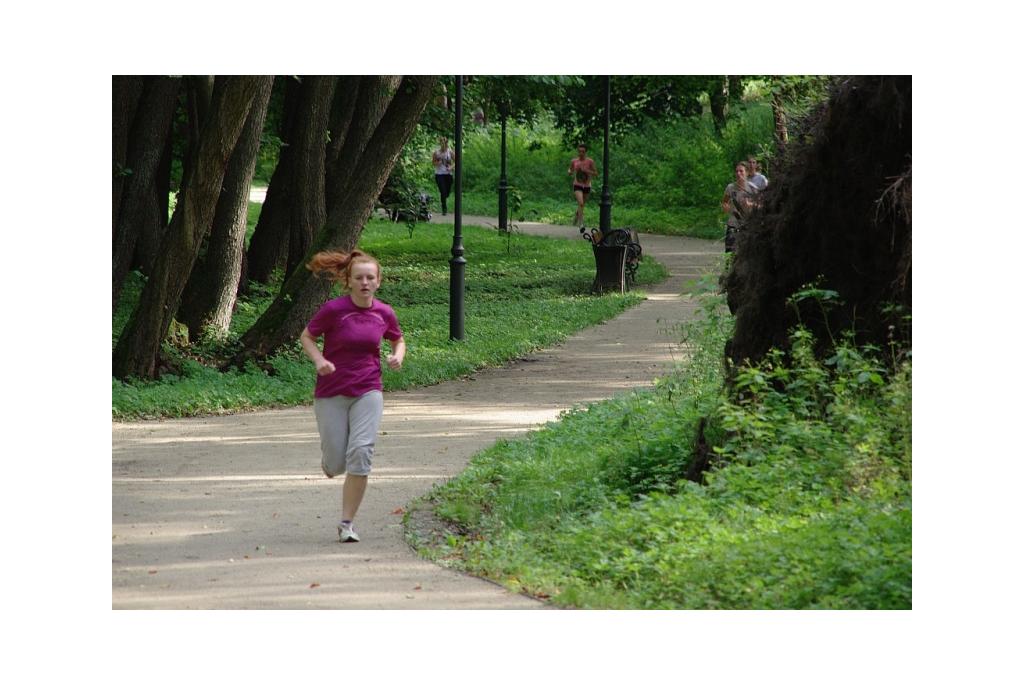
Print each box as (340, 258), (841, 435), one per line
(386, 337), (406, 372)
(301, 327), (336, 376)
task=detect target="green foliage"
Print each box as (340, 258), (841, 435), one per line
(456, 104), (773, 237)
(413, 286), (911, 609)
(112, 219), (667, 419)
(716, 101), (777, 171)
(389, 126), (437, 201)
(254, 132), (284, 184)
(465, 76), (580, 128)
(761, 75), (834, 124)
(459, 116), (566, 209)
(551, 76), (722, 145)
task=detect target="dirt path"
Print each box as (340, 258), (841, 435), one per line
(111, 215), (719, 609)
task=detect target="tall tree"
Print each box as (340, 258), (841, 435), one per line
(112, 76), (144, 238)
(284, 76), (336, 278)
(705, 76), (746, 134)
(246, 77), (301, 284)
(246, 76), (396, 286)
(228, 75), (438, 369)
(112, 76), (181, 311)
(324, 76), (362, 196)
(179, 76), (274, 341)
(326, 76), (401, 207)
(113, 76), (264, 380)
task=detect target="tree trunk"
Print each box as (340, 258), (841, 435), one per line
(112, 76), (144, 238)
(113, 76), (263, 380)
(324, 76), (366, 201)
(772, 90), (789, 155)
(185, 76), (215, 155)
(326, 76), (400, 206)
(285, 76), (336, 278)
(112, 76), (181, 312)
(131, 132), (175, 279)
(228, 75), (438, 369)
(245, 158), (291, 283)
(246, 77), (300, 284)
(708, 75), (728, 135)
(179, 76), (274, 341)
(326, 76), (362, 166)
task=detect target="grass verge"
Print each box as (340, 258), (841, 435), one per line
(407, 287), (912, 609)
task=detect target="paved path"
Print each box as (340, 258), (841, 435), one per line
(111, 214), (719, 609)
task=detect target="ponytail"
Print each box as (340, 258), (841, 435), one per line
(307, 250), (381, 288)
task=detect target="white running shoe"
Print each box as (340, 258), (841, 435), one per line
(338, 521), (360, 543)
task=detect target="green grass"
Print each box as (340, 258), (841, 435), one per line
(112, 215), (668, 420)
(459, 192), (722, 240)
(408, 288), (912, 609)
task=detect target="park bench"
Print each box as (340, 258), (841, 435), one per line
(582, 227), (642, 294)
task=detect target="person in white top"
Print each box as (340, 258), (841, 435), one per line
(746, 156), (768, 191)
(722, 161), (758, 253)
(431, 137), (455, 215)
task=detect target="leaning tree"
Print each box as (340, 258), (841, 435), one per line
(178, 76), (275, 342)
(226, 75), (438, 370)
(113, 76), (264, 380)
(112, 75), (181, 313)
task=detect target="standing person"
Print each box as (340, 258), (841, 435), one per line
(746, 156), (768, 190)
(568, 144), (598, 227)
(300, 250), (406, 543)
(722, 162), (758, 253)
(431, 137), (455, 215)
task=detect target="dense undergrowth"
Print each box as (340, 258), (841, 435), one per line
(112, 219), (667, 420)
(408, 284), (912, 609)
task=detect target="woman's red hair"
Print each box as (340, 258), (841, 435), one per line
(306, 250), (381, 288)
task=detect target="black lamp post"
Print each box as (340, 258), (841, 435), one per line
(498, 101), (509, 232)
(449, 76), (466, 341)
(599, 75), (613, 234)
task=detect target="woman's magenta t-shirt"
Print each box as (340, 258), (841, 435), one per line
(306, 295), (403, 399)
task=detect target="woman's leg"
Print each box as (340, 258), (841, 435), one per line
(574, 189), (585, 226)
(725, 226), (736, 253)
(436, 174), (453, 214)
(342, 475), (368, 522)
(313, 396), (350, 478)
(340, 391), (384, 523)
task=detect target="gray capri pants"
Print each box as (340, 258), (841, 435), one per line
(313, 390), (384, 478)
